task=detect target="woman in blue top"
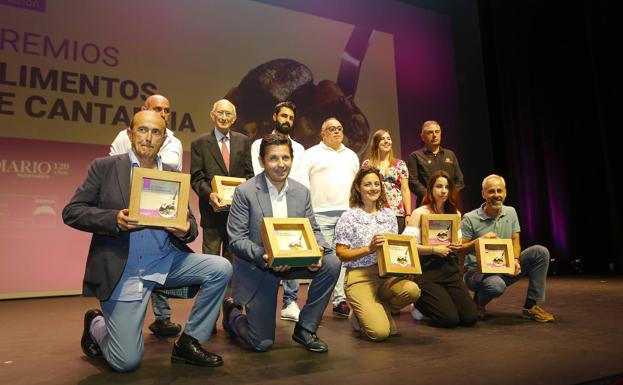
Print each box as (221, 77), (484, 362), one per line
(335, 167), (421, 341)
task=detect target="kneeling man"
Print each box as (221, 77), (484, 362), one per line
(461, 174), (554, 322)
(224, 133), (341, 352)
(63, 110), (232, 372)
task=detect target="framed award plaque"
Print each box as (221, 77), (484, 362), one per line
(260, 217), (322, 268)
(211, 176), (246, 205)
(475, 238), (515, 274)
(377, 233), (421, 277)
(421, 214), (460, 246)
(128, 168), (190, 228)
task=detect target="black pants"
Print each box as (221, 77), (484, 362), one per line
(415, 256), (478, 328)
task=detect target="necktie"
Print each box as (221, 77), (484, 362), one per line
(220, 136), (230, 173)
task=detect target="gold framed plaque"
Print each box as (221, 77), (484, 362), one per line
(211, 176), (246, 205)
(475, 238), (515, 274)
(377, 233), (421, 277)
(260, 217), (322, 268)
(128, 168), (190, 228)
(421, 214), (460, 245)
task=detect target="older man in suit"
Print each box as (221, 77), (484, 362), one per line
(63, 110), (232, 372)
(223, 134), (341, 353)
(190, 99), (254, 259)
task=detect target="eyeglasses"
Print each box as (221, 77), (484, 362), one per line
(215, 110), (234, 118)
(325, 126), (343, 133)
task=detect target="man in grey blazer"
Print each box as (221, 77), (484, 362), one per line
(63, 110), (232, 372)
(223, 134), (341, 353)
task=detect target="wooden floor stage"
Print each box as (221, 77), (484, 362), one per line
(1, 275), (622, 385)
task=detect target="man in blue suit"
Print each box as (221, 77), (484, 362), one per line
(224, 133), (341, 352)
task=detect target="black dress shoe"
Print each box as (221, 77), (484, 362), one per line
(222, 297), (242, 338)
(81, 309), (103, 358)
(292, 323), (328, 353)
(171, 333), (223, 367)
(148, 318), (182, 337)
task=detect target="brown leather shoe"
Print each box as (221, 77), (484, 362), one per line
(149, 318), (182, 337)
(81, 309), (103, 358)
(171, 333), (223, 367)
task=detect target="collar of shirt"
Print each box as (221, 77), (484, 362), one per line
(475, 203), (508, 221)
(319, 141), (346, 152)
(128, 148), (162, 171)
(214, 128), (230, 143)
(423, 146), (445, 155)
(265, 174), (289, 217)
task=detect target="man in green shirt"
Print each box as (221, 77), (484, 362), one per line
(460, 174), (554, 323)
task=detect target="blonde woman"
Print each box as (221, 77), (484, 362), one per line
(362, 129), (411, 233)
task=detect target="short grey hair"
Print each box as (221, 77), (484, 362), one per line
(211, 99), (236, 114)
(482, 174), (506, 189)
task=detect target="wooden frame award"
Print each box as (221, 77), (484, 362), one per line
(260, 218), (322, 268)
(475, 238), (515, 274)
(377, 233), (421, 277)
(421, 214), (460, 245)
(211, 176), (246, 206)
(128, 168), (190, 228)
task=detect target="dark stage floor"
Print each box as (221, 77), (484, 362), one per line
(1, 275), (623, 385)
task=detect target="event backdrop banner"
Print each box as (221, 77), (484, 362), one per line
(0, 0), (457, 298)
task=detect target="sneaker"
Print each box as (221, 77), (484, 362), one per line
(332, 301), (350, 318)
(280, 301), (300, 322)
(411, 306), (426, 321)
(522, 305), (555, 323)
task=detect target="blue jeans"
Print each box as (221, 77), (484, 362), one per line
(282, 279), (299, 306)
(314, 210), (346, 307)
(464, 245), (550, 306)
(93, 253), (232, 372)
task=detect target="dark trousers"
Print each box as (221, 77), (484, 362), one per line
(202, 211), (234, 262)
(415, 256), (478, 328)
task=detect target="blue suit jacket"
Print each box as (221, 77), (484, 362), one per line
(226, 174), (329, 305)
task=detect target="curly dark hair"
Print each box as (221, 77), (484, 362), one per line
(349, 166), (387, 210)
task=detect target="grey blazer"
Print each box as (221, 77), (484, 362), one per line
(226, 174), (329, 305)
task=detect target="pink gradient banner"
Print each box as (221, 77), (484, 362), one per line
(0, 137), (200, 298)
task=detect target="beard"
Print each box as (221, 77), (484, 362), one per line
(275, 122), (291, 135)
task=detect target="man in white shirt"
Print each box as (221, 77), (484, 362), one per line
(110, 94), (183, 171)
(109, 94), (185, 337)
(299, 117), (360, 317)
(250, 101), (305, 322)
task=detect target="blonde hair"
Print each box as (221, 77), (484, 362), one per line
(367, 129), (394, 167)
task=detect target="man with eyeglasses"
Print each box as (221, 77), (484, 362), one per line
(65, 110), (232, 371)
(299, 117), (360, 318)
(190, 99), (253, 262)
(109, 94), (185, 339)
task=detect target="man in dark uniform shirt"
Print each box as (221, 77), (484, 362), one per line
(407, 120), (465, 206)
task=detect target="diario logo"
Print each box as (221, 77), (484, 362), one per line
(0, 0), (46, 13)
